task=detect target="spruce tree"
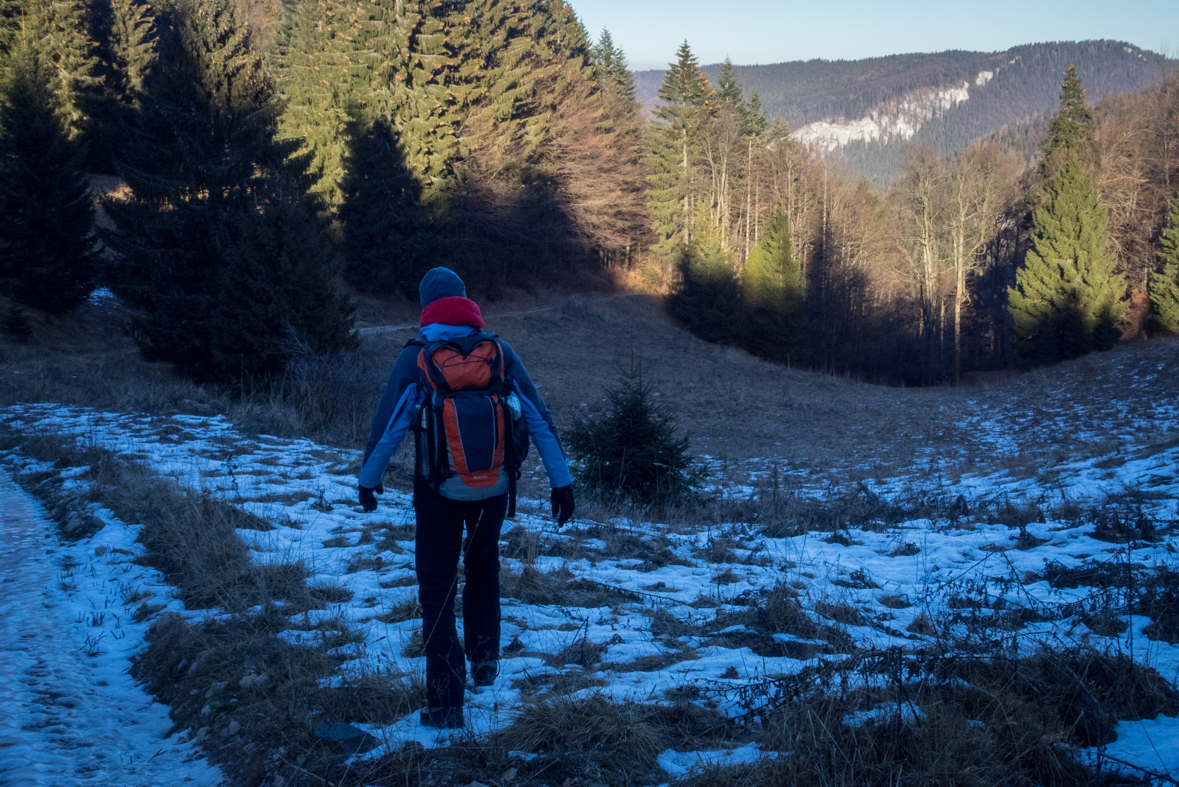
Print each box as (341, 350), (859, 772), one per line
(28, 0), (102, 141)
(591, 27), (634, 106)
(1008, 153), (1125, 363)
(647, 41), (713, 255)
(209, 176), (356, 382)
(743, 211), (804, 361)
(668, 236), (742, 345)
(106, 0), (155, 96)
(565, 357), (702, 508)
(90, 0), (156, 170)
(1032, 64), (1096, 209)
(276, 0), (458, 208)
(1041, 64), (1094, 164)
(743, 87), (768, 137)
(0, 0), (26, 61)
(105, 0), (353, 382)
(716, 56), (743, 107)
(338, 114), (433, 294)
(0, 34), (96, 313)
(1151, 195), (1179, 334)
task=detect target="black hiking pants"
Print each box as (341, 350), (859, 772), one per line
(413, 485), (506, 711)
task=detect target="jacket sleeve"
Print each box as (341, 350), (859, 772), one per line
(502, 342), (573, 489)
(359, 344), (423, 489)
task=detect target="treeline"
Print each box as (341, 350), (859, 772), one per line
(0, 0), (649, 383)
(853, 41), (1171, 189)
(651, 42), (1179, 384)
(4, 4), (1179, 390)
(636, 41), (1167, 133)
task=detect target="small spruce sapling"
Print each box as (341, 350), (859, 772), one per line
(565, 357), (703, 508)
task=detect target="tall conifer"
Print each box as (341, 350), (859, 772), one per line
(647, 41), (713, 255)
(106, 0), (155, 96)
(338, 114), (433, 293)
(591, 27), (634, 106)
(743, 211), (804, 361)
(276, 0), (458, 208)
(1008, 154), (1125, 362)
(1, 0), (26, 61)
(105, 0), (353, 382)
(1031, 64), (1096, 209)
(28, 0), (102, 141)
(1041, 64), (1094, 163)
(1151, 195), (1179, 334)
(716, 56), (742, 107)
(0, 33), (96, 313)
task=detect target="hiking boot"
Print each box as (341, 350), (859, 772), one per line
(419, 707), (465, 729)
(471, 660), (498, 688)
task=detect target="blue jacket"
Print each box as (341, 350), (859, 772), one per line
(360, 325), (572, 494)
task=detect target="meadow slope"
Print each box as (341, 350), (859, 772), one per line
(1, 295), (1178, 785)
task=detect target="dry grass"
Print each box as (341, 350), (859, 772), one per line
(6, 430), (307, 611)
(1, 423), (411, 787)
(494, 692), (666, 768)
(361, 697), (738, 787)
(6, 290), (1179, 494)
(691, 647), (1179, 787)
(499, 563), (641, 607)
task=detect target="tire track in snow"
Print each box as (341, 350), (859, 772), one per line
(0, 473), (221, 787)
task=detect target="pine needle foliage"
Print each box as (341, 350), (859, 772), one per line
(274, 0), (459, 208)
(591, 27), (634, 106)
(565, 357), (702, 508)
(1008, 153), (1125, 363)
(743, 210), (804, 362)
(646, 40), (714, 255)
(1151, 195), (1179, 334)
(667, 236), (743, 346)
(337, 114), (434, 294)
(28, 0), (103, 142)
(103, 0), (354, 384)
(0, 35), (97, 313)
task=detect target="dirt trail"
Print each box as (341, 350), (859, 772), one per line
(0, 473), (221, 787)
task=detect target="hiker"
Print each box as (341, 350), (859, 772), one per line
(358, 267), (575, 729)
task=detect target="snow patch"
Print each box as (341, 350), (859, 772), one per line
(795, 82), (971, 155)
(658, 743), (774, 777)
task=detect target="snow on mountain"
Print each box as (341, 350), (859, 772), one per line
(794, 81), (973, 154)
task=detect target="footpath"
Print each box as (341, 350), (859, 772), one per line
(0, 473), (221, 787)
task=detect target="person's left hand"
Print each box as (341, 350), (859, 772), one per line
(359, 483), (384, 512)
(551, 485), (575, 527)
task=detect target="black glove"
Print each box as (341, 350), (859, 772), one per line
(551, 485), (575, 527)
(359, 483), (383, 512)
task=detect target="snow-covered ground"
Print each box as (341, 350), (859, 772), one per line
(1, 384), (1178, 783)
(0, 472), (221, 786)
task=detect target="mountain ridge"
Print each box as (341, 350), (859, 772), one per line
(635, 40), (1172, 188)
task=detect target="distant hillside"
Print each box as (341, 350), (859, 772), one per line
(635, 41), (1172, 189)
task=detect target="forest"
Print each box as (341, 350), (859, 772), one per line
(0, 0), (1177, 387)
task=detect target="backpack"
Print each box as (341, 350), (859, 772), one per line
(411, 333), (530, 515)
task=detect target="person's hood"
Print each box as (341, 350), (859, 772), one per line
(419, 323), (480, 342)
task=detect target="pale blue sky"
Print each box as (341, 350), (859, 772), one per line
(572, 0), (1177, 70)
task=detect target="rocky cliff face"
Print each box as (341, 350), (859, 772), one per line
(794, 74), (992, 154)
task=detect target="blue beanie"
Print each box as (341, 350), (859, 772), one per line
(419, 267), (466, 307)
